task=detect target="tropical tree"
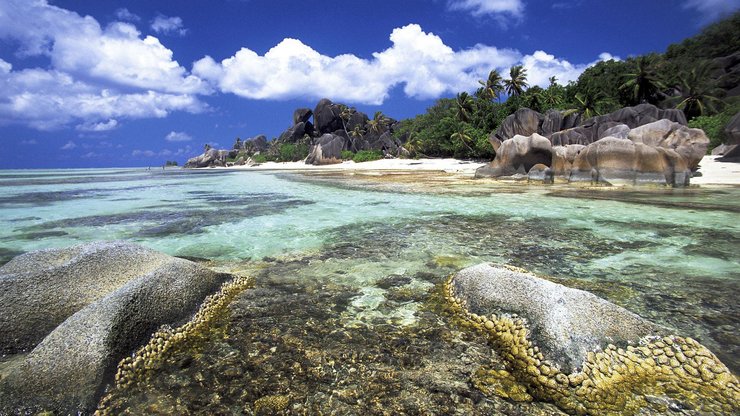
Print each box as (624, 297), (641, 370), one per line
(504, 65), (529, 96)
(619, 55), (667, 104)
(454, 92), (475, 123)
(568, 90), (611, 120)
(478, 69), (504, 102)
(665, 62), (724, 119)
(367, 111), (389, 134)
(450, 127), (474, 153)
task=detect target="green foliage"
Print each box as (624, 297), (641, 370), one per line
(688, 102), (740, 151)
(277, 143), (309, 162)
(665, 11), (740, 62)
(251, 153), (268, 163)
(340, 150), (355, 160)
(164, 160), (178, 166)
(352, 150), (383, 163)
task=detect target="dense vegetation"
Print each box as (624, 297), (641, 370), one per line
(397, 12), (740, 159)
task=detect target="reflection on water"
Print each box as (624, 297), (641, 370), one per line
(0, 168), (738, 412)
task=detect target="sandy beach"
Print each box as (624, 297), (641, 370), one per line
(207, 156), (740, 186)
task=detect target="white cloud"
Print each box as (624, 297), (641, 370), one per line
(0, 1), (208, 130)
(165, 131), (193, 142)
(194, 24), (521, 104)
(194, 23), (611, 105)
(20, 139), (37, 145)
(132, 149), (156, 157)
(448, 0), (524, 19)
(683, 0), (739, 22)
(151, 15), (187, 36)
(81, 151), (101, 158)
(76, 119), (119, 132)
(0, 0), (207, 94)
(115, 8), (140, 22)
(61, 140), (77, 150)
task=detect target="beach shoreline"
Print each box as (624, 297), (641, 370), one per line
(196, 156), (740, 186)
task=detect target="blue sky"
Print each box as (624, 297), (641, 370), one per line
(0, 0), (738, 168)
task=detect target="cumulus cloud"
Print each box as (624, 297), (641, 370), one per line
(447, 0), (524, 20)
(683, 0), (739, 22)
(115, 8), (140, 22)
(151, 15), (187, 36)
(194, 24), (521, 104)
(0, 0), (208, 130)
(61, 140), (77, 150)
(165, 131), (193, 142)
(195, 24), (611, 105)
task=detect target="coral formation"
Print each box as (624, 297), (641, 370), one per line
(444, 266), (740, 415)
(95, 275), (253, 415)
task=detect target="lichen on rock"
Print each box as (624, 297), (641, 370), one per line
(444, 264), (740, 415)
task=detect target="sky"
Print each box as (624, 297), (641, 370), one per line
(0, 0), (738, 168)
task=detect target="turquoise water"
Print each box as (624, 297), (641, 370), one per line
(1, 168), (738, 412)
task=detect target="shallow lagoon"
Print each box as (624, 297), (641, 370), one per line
(0, 168), (738, 413)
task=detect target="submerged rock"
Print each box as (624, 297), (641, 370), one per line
(0, 241), (232, 414)
(446, 263), (739, 415)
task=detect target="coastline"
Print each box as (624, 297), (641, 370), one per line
(196, 156), (740, 186)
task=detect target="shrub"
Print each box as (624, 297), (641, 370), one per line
(340, 150), (355, 160)
(277, 143), (309, 162)
(353, 150), (383, 163)
(251, 153), (268, 163)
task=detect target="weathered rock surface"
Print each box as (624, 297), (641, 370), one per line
(0, 241), (231, 414)
(725, 111), (740, 145)
(570, 137), (690, 186)
(450, 263), (662, 373)
(313, 98), (345, 135)
(627, 119), (709, 170)
(494, 108), (543, 143)
(475, 134), (553, 178)
(184, 148), (229, 168)
(293, 108), (313, 125)
(305, 133), (345, 165)
(550, 144), (585, 177)
(599, 123), (630, 140)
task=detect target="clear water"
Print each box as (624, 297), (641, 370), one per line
(1, 168), (738, 413)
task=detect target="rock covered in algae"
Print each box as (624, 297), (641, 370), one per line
(451, 263), (662, 372)
(446, 263), (739, 415)
(0, 241), (233, 415)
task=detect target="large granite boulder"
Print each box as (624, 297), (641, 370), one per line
(244, 134), (268, 154)
(494, 108), (543, 143)
(549, 127), (590, 146)
(627, 119), (709, 170)
(0, 241), (232, 414)
(475, 133), (553, 178)
(313, 98), (344, 135)
(449, 263), (661, 372)
(305, 133), (345, 165)
(293, 108), (313, 125)
(550, 144), (585, 178)
(570, 137), (690, 186)
(278, 121), (310, 143)
(724, 111), (740, 145)
(184, 148), (228, 168)
(599, 123), (630, 140)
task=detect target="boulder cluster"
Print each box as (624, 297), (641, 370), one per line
(476, 104), (710, 186)
(185, 98), (407, 167)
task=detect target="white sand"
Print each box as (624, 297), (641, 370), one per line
(219, 158), (486, 175)
(692, 155), (740, 186)
(208, 156), (740, 186)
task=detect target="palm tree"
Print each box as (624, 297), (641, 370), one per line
(450, 127), (474, 152)
(570, 90), (609, 120)
(504, 65), (529, 96)
(665, 62), (723, 119)
(454, 92), (475, 123)
(367, 111), (389, 134)
(478, 69), (504, 102)
(619, 55), (666, 104)
(548, 76), (557, 87)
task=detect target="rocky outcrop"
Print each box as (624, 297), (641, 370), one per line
(494, 108), (543, 143)
(305, 133), (345, 165)
(570, 137), (691, 186)
(184, 148), (229, 168)
(725, 111), (740, 145)
(293, 108), (313, 125)
(475, 134), (553, 178)
(445, 264), (739, 415)
(313, 98), (345, 135)
(0, 241), (232, 414)
(627, 119), (709, 170)
(550, 144), (585, 177)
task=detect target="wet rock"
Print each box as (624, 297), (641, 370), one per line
(475, 133), (553, 178)
(550, 145), (584, 178)
(449, 263), (663, 373)
(0, 241), (232, 414)
(527, 164), (553, 184)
